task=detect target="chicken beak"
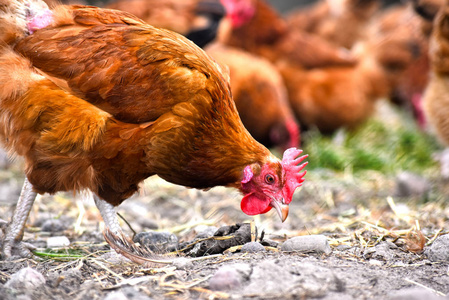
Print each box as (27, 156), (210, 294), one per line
(270, 200), (289, 222)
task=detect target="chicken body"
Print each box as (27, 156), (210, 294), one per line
(0, 1), (307, 258)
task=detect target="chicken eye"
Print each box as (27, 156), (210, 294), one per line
(265, 174), (275, 184)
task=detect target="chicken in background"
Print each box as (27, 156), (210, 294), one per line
(285, 0), (380, 50)
(422, 0), (449, 175)
(218, 0), (356, 69)
(219, 0), (423, 133)
(105, 0), (225, 48)
(276, 4), (425, 133)
(375, 2), (434, 129)
(205, 42), (299, 150)
(0, 0), (307, 259)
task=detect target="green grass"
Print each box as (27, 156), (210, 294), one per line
(302, 110), (442, 175)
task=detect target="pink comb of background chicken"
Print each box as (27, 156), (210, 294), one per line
(220, 0), (255, 27)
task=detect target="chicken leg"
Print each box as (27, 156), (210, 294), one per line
(93, 195), (122, 235)
(2, 178), (37, 258)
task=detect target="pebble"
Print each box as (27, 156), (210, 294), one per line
(241, 242), (266, 253)
(281, 235), (332, 254)
(368, 259), (384, 266)
(5, 267), (46, 290)
(425, 234), (449, 261)
(46, 236), (70, 248)
(173, 257), (193, 270)
(209, 264), (251, 291)
(133, 231), (178, 252)
(395, 172), (431, 197)
(364, 242), (395, 261)
(387, 287), (444, 300)
(103, 287), (152, 300)
(41, 219), (67, 232)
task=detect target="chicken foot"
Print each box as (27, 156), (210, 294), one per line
(2, 178), (37, 258)
(94, 196), (176, 265)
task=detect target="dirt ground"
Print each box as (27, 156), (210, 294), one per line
(0, 158), (449, 300)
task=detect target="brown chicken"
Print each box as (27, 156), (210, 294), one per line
(105, 0), (225, 48)
(0, 0), (307, 258)
(218, 0), (356, 69)
(376, 3), (433, 129)
(277, 6), (424, 133)
(218, 0), (422, 133)
(423, 1), (449, 146)
(205, 42), (299, 150)
(286, 0), (380, 50)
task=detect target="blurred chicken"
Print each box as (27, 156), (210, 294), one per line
(376, 3), (434, 129)
(205, 42), (299, 149)
(277, 5), (424, 133)
(218, 0), (356, 69)
(106, 0), (225, 48)
(218, 0), (422, 133)
(423, 1), (449, 147)
(0, 0), (307, 258)
(286, 0), (380, 50)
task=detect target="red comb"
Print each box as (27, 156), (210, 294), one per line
(281, 148), (308, 203)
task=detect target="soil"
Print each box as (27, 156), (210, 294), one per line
(0, 161), (449, 300)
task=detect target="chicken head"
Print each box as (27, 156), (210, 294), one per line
(240, 148), (307, 222)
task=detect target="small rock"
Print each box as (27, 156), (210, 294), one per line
(103, 287), (152, 300)
(260, 238), (278, 248)
(425, 234), (449, 261)
(209, 266), (242, 291)
(46, 236), (70, 248)
(173, 257), (193, 270)
(395, 172), (430, 197)
(281, 235), (332, 255)
(244, 260), (294, 294)
(364, 242), (395, 261)
(5, 267), (46, 290)
(241, 242), (266, 253)
(336, 244), (351, 251)
(369, 259), (384, 266)
(133, 231), (178, 252)
(103, 291), (128, 300)
(388, 287), (443, 300)
(194, 226), (219, 239)
(209, 264), (251, 291)
(41, 219), (67, 232)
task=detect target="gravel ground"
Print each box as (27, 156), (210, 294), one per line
(0, 160), (449, 299)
